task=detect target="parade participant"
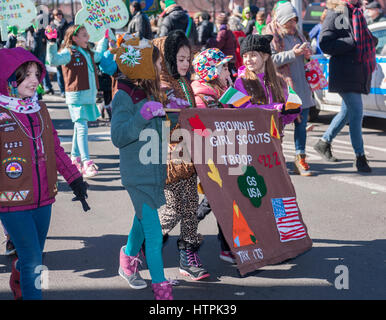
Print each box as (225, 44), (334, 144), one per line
(110, 35), (173, 300)
(0, 47), (89, 300)
(191, 48), (237, 263)
(265, 1), (314, 176)
(45, 25), (109, 178)
(191, 48), (232, 108)
(153, 30), (210, 281)
(314, 0), (376, 172)
(234, 34), (300, 133)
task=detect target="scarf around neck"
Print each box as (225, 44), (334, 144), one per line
(0, 93), (40, 113)
(344, 0), (376, 73)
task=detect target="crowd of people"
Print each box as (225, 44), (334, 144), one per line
(0, 0), (381, 300)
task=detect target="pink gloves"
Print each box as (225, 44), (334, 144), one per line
(45, 26), (57, 41)
(140, 101), (165, 120)
(166, 95), (190, 109)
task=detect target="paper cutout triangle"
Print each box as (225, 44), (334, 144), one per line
(233, 201), (257, 248)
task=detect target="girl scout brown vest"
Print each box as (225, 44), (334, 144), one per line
(62, 48), (100, 92)
(0, 102), (58, 208)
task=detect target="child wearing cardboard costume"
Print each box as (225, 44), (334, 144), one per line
(110, 35), (173, 300)
(45, 25), (109, 178)
(0, 48), (89, 300)
(153, 30), (209, 281)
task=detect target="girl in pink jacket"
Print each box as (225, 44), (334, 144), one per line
(0, 48), (89, 300)
(191, 48), (233, 109)
(191, 48), (237, 263)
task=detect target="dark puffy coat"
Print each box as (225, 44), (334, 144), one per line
(127, 10), (153, 40)
(158, 6), (198, 46)
(197, 20), (214, 46)
(319, 8), (374, 94)
(216, 25), (237, 62)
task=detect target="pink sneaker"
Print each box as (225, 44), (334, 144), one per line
(118, 246), (147, 289)
(219, 251), (236, 264)
(151, 280), (173, 300)
(71, 156), (82, 173)
(82, 160), (98, 178)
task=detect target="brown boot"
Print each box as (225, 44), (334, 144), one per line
(294, 154), (313, 176)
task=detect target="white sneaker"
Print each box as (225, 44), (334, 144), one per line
(82, 160), (98, 178)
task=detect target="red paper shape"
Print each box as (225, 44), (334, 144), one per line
(188, 114), (211, 137)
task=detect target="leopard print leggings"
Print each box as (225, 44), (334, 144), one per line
(158, 174), (201, 245)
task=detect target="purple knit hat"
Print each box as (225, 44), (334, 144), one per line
(0, 47), (46, 96)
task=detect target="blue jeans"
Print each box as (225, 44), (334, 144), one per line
(0, 205), (52, 300)
(125, 203), (166, 284)
(294, 108), (310, 154)
(322, 92), (364, 156)
(71, 119), (89, 161)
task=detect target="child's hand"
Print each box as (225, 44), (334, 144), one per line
(140, 101), (165, 120)
(45, 26), (57, 42)
(166, 95), (190, 109)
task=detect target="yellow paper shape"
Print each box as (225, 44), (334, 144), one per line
(207, 158), (222, 188)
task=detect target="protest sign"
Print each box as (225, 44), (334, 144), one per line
(178, 108), (312, 275)
(0, 0), (37, 40)
(75, 0), (129, 42)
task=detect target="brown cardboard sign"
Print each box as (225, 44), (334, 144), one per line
(178, 108), (312, 275)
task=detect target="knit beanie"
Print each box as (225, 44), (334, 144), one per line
(239, 34), (273, 56)
(275, 1), (298, 25)
(111, 34), (155, 80)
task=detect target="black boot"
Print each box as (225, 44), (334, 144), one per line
(177, 239), (209, 281)
(313, 139), (338, 162)
(354, 155), (372, 173)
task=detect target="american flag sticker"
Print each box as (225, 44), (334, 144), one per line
(271, 197), (307, 242)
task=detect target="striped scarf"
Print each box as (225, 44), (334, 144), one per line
(345, 0), (376, 73)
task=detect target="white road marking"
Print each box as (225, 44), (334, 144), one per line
(330, 176), (386, 193)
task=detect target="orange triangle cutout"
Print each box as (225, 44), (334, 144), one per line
(270, 115), (280, 139)
(232, 201), (257, 248)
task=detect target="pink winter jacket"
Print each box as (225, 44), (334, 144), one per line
(191, 80), (228, 109)
(0, 103), (81, 212)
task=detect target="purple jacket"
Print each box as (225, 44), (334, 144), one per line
(234, 68), (300, 126)
(0, 48), (81, 212)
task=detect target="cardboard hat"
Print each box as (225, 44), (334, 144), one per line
(111, 34), (155, 80)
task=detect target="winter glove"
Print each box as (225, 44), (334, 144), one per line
(69, 177), (91, 212)
(140, 101), (165, 120)
(166, 95), (190, 109)
(45, 26), (57, 43)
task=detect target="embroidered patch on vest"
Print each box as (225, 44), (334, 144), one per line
(5, 161), (23, 179)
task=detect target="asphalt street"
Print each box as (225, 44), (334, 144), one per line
(0, 93), (385, 301)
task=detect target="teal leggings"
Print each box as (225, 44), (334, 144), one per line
(125, 203), (166, 284)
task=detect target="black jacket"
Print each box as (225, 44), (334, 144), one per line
(319, 8), (374, 94)
(127, 11), (153, 40)
(159, 6), (198, 45)
(197, 20), (214, 46)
